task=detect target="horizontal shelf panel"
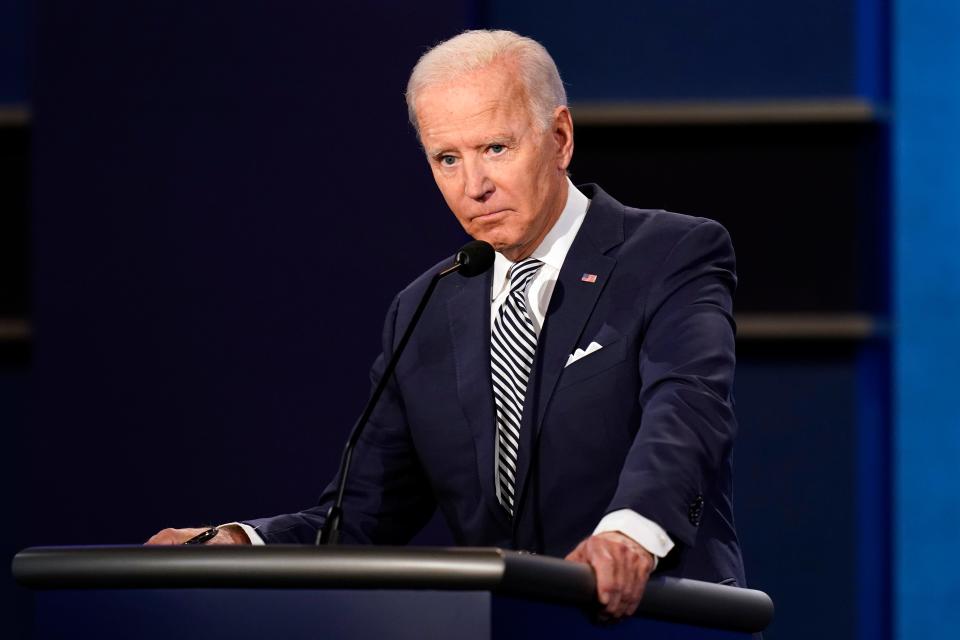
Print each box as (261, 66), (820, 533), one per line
(0, 318), (31, 342)
(571, 98), (885, 126)
(0, 101), (883, 128)
(0, 105), (31, 127)
(736, 313), (887, 340)
(0, 316), (888, 343)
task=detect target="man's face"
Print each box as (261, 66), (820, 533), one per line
(415, 62), (573, 261)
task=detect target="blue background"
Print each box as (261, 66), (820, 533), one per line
(2, 1), (957, 639)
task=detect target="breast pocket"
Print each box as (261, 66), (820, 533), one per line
(556, 334), (629, 390)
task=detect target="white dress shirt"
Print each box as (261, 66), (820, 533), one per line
(234, 179), (675, 561)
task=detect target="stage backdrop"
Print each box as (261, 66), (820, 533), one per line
(6, 3), (898, 640)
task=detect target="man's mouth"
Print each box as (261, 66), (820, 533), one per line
(472, 209), (508, 222)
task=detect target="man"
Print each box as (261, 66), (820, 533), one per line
(149, 29), (744, 620)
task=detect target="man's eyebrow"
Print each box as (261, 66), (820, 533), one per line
(484, 135), (516, 147)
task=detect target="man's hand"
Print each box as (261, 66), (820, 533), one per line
(565, 531), (655, 620)
(145, 525), (251, 545)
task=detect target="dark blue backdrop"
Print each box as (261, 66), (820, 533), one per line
(10, 2), (471, 635)
(26, 0), (473, 533)
(4, 2), (909, 640)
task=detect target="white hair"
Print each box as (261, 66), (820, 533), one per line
(405, 29), (567, 134)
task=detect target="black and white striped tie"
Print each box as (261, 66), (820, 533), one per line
(491, 257), (543, 516)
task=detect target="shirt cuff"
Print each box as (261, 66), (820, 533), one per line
(593, 509), (675, 569)
(220, 521), (266, 546)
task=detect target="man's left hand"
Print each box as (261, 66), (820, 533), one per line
(565, 531), (655, 620)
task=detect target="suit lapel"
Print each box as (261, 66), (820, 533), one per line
(512, 185), (625, 521)
(446, 268), (512, 529)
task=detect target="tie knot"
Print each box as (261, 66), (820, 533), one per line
(508, 258), (543, 291)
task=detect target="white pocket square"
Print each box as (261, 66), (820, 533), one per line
(565, 341), (603, 368)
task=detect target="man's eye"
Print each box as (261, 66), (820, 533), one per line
(440, 156), (457, 166)
(489, 144), (505, 154)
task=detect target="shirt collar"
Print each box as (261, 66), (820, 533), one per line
(491, 178), (590, 299)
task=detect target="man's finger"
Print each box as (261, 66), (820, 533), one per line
(145, 528), (183, 545)
(608, 542), (634, 618)
(627, 551), (653, 616)
(565, 542), (587, 563)
(588, 542), (622, 614)
(144, 527), (206, 545)
(620, 551), (643, 616)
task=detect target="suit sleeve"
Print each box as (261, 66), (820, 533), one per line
(604, 219), (738, 548)
(243, 293), (437, 544)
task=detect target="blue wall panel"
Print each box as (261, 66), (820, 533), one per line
(855, 343), (891, 640)
(1, 373), (31, 638)
(855, 0), (888, 102)
(734, 352), (857, 640)
(0, 0), (29, 103)
(484, 0), (861, 101)
(893, 1), (960, 638)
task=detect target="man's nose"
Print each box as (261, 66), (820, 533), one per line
(463, 160), (494, 201)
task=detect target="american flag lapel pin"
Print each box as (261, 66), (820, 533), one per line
(581, 273), (598, 283)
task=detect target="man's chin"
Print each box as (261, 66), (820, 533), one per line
(468, 230), (528, 259)
(491, 241), (537, 262)
(475, 237), (514, 255)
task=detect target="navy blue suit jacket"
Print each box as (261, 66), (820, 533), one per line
(248, 184), (745, 586)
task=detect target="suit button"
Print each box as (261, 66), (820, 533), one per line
(688, 495), (704, 526)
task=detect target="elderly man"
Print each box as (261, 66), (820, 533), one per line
(149, 29), (744, 620)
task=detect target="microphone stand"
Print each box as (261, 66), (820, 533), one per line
(317, 243), (492, 545)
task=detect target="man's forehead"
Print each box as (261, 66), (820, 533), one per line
(420, 100), (508, 136)
(417, 76), (529, 148)
(421, 119), (522, 158)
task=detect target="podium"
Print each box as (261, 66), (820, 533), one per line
(13, 546), (773, 639)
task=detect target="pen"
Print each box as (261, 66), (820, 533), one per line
(183, 526), (219, 545)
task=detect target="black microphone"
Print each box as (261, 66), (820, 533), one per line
(454, 240), (495, 277)
(317, 240), (495, 545)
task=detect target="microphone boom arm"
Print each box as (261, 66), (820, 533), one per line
(317, 243), (492, 545)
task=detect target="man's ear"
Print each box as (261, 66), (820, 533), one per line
(552, 106), (574, 171)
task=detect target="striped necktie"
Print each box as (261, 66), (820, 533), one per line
(491, 257), (543, 516)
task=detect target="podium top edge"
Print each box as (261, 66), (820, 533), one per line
(12, 545), (772, 633)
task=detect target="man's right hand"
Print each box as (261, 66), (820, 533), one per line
(145, 525), (251, 545)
